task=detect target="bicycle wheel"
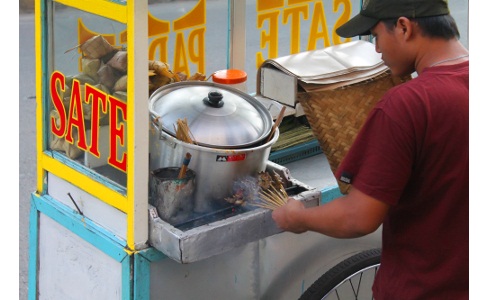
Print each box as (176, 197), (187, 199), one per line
(299, 248), (381, 300)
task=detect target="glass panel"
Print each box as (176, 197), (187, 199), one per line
(47, 2), (128, 187)
(147, 0), (229, 93)
(45, 0), (232, 190)
(243, 0), (469, 92)
(244, 0), (361, 93)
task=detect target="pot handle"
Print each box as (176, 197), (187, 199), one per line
(150, 114), (177, 148)
(256, 97), (285, 119)
(267, 100), (284, 118)
(150, 113), (163, 131)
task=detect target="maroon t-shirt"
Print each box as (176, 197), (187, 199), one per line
(336, 62), (469, 299)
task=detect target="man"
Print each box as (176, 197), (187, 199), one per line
(271, 0), (469, 299)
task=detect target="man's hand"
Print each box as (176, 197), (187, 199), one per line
(272, 198), (307, 233)
(271, 187), (389, 238)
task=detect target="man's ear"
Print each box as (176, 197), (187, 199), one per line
(396, 17), (414, 40)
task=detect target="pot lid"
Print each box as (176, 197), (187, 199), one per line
(149, 81), (273, 148)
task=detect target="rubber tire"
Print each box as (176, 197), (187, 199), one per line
(299, 248), (382, 300)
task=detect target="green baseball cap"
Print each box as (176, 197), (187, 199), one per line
(336, 0), (450, 38)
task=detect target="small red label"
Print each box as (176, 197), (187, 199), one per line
(216, 154), (246, 162)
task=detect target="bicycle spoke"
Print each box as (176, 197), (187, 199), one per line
(301, 249), (381, 300)
(334, 289), (340, 300)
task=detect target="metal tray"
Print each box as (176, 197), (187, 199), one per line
(148, 161), (321, 263)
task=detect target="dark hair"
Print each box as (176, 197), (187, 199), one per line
(382, 14), (460, 39)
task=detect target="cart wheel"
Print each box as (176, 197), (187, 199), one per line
(299, 248), (381, 300)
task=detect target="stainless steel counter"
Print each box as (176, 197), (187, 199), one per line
(148, 160), (324, 263)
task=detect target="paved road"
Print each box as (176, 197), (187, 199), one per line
(19, 12), (37, 300)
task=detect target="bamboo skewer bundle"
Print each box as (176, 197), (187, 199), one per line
(174, 118), (197, 144)
(224, 171), (289, 210)
(254, 171), (288, 210)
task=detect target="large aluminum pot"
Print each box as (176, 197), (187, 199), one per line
(149, 81), (279, 215)
(149, 81), (273, 149)
(149, 128), (278, 214)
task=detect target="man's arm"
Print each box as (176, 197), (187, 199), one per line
(271, 186), (390, 238)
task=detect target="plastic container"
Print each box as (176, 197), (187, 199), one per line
(212, 69), (248, 92)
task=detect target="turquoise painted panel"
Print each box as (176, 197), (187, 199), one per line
(29, 193), (132, 299)
(139, 247), (166, 263)
(33, 193), (126, 261)
(320, 185), (343, 204)
(134, 252), (151, 300)
(122, 255), (133, 300)
(28, 195), (39, 300)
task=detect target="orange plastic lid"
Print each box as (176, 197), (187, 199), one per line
(212, 69), (247, 84)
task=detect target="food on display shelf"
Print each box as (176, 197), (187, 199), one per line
(51, 35), (207, 159)
(148, 60), (207, 95)
(113, 75), (128, 92)
(81, 57), (101, 82)
(107, 51), (128, 73)
(97, 64), (121, 90)
(66, 35), (208, 98)
(49, 110), (84, 159)
(79, 35), (115, 59)
(187, 72), (206, 81)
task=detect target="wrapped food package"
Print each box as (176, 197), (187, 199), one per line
(73, 73), (97, 86)
(107, 51), (128, 73)
(113, 91), (127, 102)
(97, 64), (121, 90)
(81, 57), (101, 82)
(188, 72), (207, 81)
(80, 35), (115, 59)
(62, 132), (84, 159)
(114, 75), (128, 92)
(49, 110), (83, 159)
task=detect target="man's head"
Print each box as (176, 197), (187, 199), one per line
(336, 0), (450, 38)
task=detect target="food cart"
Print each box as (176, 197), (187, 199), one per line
(28, 0), (395, 299)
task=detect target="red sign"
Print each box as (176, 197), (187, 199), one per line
(50, 71), (127, 172)
(216, 154), (246, 162)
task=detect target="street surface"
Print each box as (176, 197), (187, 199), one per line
(19, 11), (37, 300)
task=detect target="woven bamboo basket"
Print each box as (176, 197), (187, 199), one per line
(297, 71), (409, 194)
